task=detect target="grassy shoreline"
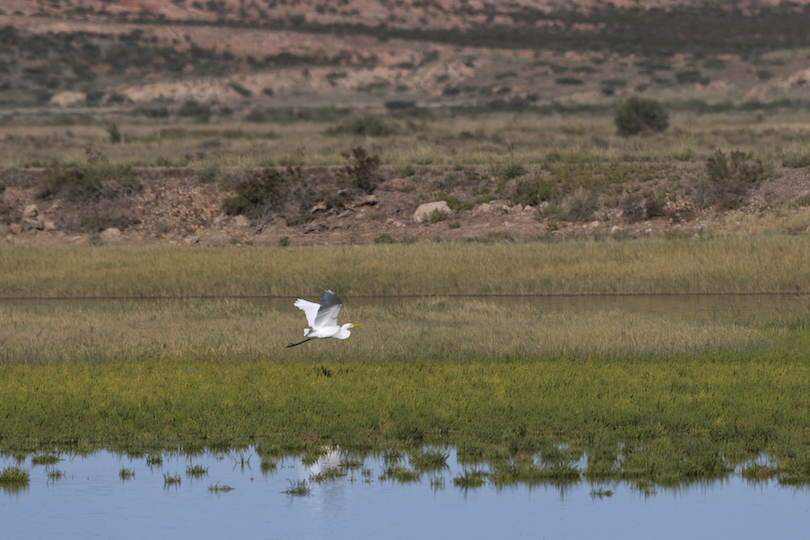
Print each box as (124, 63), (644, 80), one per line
(1, 235), (810, 298)
(2, 239), (810, 485)
(2, 351), (810, 485)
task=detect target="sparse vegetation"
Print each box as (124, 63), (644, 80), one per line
(697, 150), (767, 209)
(0, 466), (30, 490)
(222, 168), (289, 222)
(342, 146), (381, 194)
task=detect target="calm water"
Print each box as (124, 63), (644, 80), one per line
(3, 294), (809, 538)
(2, 448), (809, 540)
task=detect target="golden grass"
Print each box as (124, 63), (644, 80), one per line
(1, 237), (809, 298)
(0, 297), (769, 365)
(3, 111), (810, 169)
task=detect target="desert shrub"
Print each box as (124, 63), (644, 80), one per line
(561, 188), (598, 221)
(197, 164), (220, 184)
(620, 192), (646, 223)
(428, 209), (448, 223)
(374, 234), (394, 244)
(501, 161), (526, 180)
(228, 81), (252, 97)
(177, 100), (211, 122)
(614, 97), (669, 136)
(342, 146), (381, 194)
(107, 123), (121, 144)
(645, 195), (665, 218)
(512, 177), (555, 207)
(697, 150), (767, 209)
(436, 193), (470, 212)
(38, 148), (141, 201)
(133, 106), (170, 118)
(328, 115), (393, 137)
(781, 152), (810, 168)
(675, 69), (708, 85)
(222, 168), (289, 221)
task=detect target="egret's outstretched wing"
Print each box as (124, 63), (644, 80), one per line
(314, 290), (343, 329)
(293, 299), (321, 328)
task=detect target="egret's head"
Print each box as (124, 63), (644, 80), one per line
(344, 323), (360, 329)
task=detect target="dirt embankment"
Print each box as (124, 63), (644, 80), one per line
(3, 164), (810, 248)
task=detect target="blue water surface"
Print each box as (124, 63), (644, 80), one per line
(2, 448), (808, 540)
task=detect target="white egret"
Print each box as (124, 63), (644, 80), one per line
(286, 290), (360, 348)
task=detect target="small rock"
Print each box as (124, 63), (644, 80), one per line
(100, 228), (122, 245)
(352, 194), (377, 207)
(9, 223), (22, 235)
(590, 221), (600, 228)
(326, 216), (351, 230)
(413, 201), (453, 223)
(23, 205), (39, 220)
(232, 215), (251, 229)
(474, 203), (492, 214)
(43, 221), (56, 232)
(310, 201), (328, 213)
(21, 218), (42, 232)
(184, 235), (200, 245)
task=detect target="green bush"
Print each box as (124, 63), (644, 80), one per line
(614, 97), (669, 136)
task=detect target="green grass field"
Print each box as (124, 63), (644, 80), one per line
(1, 241), (810, 486)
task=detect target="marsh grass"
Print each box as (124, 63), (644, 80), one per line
(46, 468), (65, 481)
(310, 466), (347, 483)
(409, 448), (450, 471)
(0, 465), (30, 487)
(119, 467), (135, 481)
(163, 472), (181, 487)
(30, 454), (61, 466)
(453, 469), (487, 489)
(260, 458), (278, 474)
(1, 238), (809, 299)
(381, 465), (420, 483)
(0, 295), (772, 364)
(186, 464), (209, 478)
(208, 482), (234, 493)
(283, 479), (311, 496)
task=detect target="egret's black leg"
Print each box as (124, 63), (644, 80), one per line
(286, 338), (315, 348)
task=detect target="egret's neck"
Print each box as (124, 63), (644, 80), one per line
(338, 324), (353, 339)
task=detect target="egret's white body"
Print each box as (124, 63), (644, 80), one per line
(287, 290), (359, 347)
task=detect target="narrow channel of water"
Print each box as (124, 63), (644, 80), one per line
(2, 448), (808, 539)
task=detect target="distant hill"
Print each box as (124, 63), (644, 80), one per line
(2, 0), (810, 115)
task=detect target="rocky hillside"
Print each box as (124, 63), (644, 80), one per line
(3, 158), (810, 247)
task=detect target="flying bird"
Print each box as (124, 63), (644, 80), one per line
(286, 290), (360, 348)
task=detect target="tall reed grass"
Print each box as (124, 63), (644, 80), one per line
(0, 236), (809, 298)
(0, 297), (772, 365)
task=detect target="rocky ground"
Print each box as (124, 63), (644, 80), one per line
(3, 163), (810, 248)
